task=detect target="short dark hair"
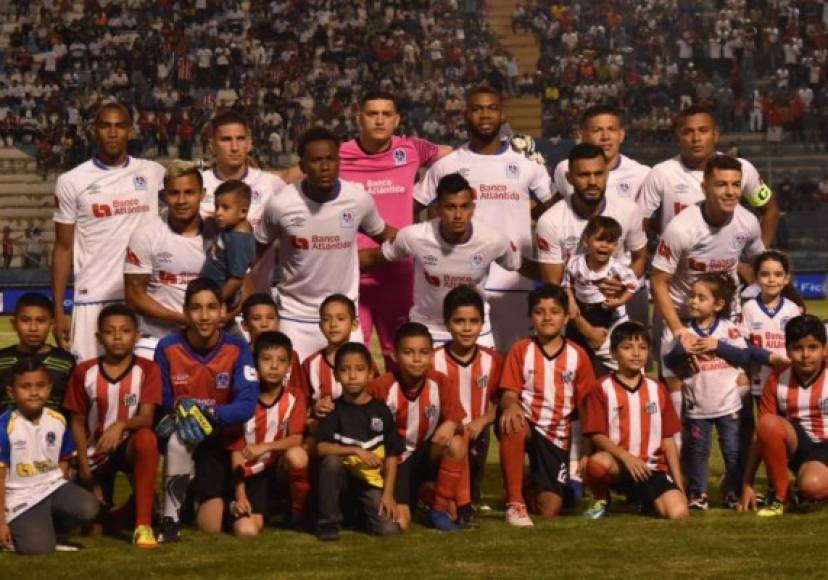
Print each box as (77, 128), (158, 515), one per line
(298, 126), (339, 158)
(319, 293), (356, 319)
(465, 84), (502, 104)
(703, 154), (742, 181)
(581, 105), (623, 128)
(241, 293), (278, 321)
(184, 277), (223, 307)
(785, 314), (827, 347)
(254, 331), (293, 362)
(610, 321), (650, 350)
(674, 104), (716, 130)
(753, 250), (804, 308)
(360, 90), (398, 110)
(435, 173), (474, 203)
(527, 284), (569, 316)
(211, 109), (250, 133)
(214, 179), (252, 205)
(11, 358), (50, 384)
(97, 303), (138, 331)
(694, 273), (737, 319)
(442, 284), (485, 325)
(334, 341), (373, 370)
(581, 215), (622, 244)
(394, 321), (433, 350)
(14, 293), (55, 317)
(94, 101), (132, 124)
(568, 142), (606, 166)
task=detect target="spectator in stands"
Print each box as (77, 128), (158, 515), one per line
(23, 227), (42, 269)
(2, 226), (14, 269)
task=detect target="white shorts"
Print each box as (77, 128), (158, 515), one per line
(279, 315), (362, 362)
(70, 301), (116, 362)
(485, 289), (531, 354)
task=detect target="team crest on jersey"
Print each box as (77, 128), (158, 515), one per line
(133, 175), (147, 191)
(340, 210), (355, 228)
(820, 398), (828, 413)
(731, 232), (748, 251)
(470, 253), (484, 268)
(425, 404), (438, 419)
(476, 374), (489, 389)
(215, 372), (231, 389)
(370, 417), (384, 432)
(393, 148), (407, 166)
(46, 431), (56, 446)
(251, 189), (262, 203)
(123, 393), (138, 407)
(617, 182), (631, 197)
(645, 402), (657, 415)
(505, 162), (520, 180)
(563, 370), (574, 384)
(280, 419), (290, 432)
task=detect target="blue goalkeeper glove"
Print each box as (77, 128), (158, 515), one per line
(175, 399), (216, 446)
(155, 413), (177, 440)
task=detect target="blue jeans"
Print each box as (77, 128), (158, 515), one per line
(684, 414), (741, 497)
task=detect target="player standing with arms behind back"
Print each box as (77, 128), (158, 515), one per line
(52, 103), (165, 361)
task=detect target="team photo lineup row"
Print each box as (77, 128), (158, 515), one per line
(3, 85), (826, 554)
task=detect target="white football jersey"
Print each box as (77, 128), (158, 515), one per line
(54, 157), (164, 303)
(662, 318), (747, 419)
(535, 196), (647, 267)
(553, 154), (650, 203)
(741, 296), (803, 396)
(201, 166), (288, 292)
(382, 219), (521, 338)
(563, 254), (639, 305)
(652, 203), (764, 318)
(636, 155), (763, 232)
(124, 215), (213, 339)
(255, 180), (385, 320)
(415, 143), (552, 291)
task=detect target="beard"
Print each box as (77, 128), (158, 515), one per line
(467, 123), (501, 143)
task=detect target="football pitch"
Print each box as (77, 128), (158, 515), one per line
(1, 302), (827, 578)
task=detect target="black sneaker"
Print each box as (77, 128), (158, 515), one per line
(723, 492), (740, 510)
(456, 505), (479, 529)
(317, 525), (340, 542)
(688, 494), (709, 511)
(156, 516), (181, 544)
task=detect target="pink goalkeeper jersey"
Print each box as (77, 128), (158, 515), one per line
(339, 135), (439, 255)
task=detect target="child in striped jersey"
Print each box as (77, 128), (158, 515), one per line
(63, 304), (161, 549)
(433, 285), (502, 518)
(240, 293), (303, 389)
(582, 322), (687, 520)
(227, 332), (309, 536)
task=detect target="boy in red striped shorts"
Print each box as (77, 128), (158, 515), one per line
(227, 331), (309, 535)
(498, 284), (595, 526)
(63, 304), (162, 548)
(581, 321), (687, 520)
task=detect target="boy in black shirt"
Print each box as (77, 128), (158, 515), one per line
(316, 342), (402, 541)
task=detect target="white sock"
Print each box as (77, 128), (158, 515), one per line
(569, 419), (583, 483)
(670, 391), (684, 452)
(163, 432), (194, 521)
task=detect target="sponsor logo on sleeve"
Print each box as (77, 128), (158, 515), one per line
(243, 365), (258, 382)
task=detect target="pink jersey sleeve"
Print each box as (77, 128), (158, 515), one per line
(411, 137), (440, 167)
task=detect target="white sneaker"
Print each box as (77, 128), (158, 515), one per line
(505, 502), (534, 527)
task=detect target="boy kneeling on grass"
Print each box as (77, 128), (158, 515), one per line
(581, 321), (688, 520)
(0, 360), (99, 555)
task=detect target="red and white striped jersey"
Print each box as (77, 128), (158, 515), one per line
(300, 349), (377, 405)
(231, 387), (307, 477)
(369, 371), (465, 461)
(761, 367), (828, 443)
(63, 357), (162, 468)
(499, 338), (595, 449)
(583, 374), (681, 472)
(433, 345), (502, 425)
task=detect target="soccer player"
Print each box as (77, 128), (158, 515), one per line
(636, 104), (779, 246)
(498, 284), (595, 526)
(254, 127), (395, 361)
(0, 293), (74, 413)
(415, 85), (554, 352)
(228, 331), (309, 536)
(367, 172), (521, 345)
(125, 160), (211, 360)
(0, 359), (99, 555)
(63, 304), (161, 548)
(741, 315), (828, 516)
(339, 91), (450, 370)
(581, 322), (688, 520)
(52, 102), (165, 361)
(369, 322), (469, 531)
(154, 277), (258, 542)
(433, 285), (503, 514)
(650, 155), (765, 408)
(316, 342), (403, 541)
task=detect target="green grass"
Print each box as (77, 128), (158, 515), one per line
(1, 302), (827, 578)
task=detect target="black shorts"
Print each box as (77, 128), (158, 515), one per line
(191, 434), (232, 503)
(90, 438), (132, 506)
(240, 470), (270, 516)
(615, 469), (679, 511)
(394, 449), (438, 507)
(526, 428), (569, 497)
(790, 422), (828, 472)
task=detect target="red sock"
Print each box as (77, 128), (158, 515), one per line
(418, 482), (435, 507)
(584, 458), (611, 501)
(499, 424), (528, 504)
(131, 428), (159, 527)
(456, 456), (472, 507)
(289, 466), (310, 515)
(757, 416), (791, 502)
(433, 456), (464, 512)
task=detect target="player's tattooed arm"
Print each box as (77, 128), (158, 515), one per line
(124, 274), (187, 326)
(51, 222), (75, 350)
